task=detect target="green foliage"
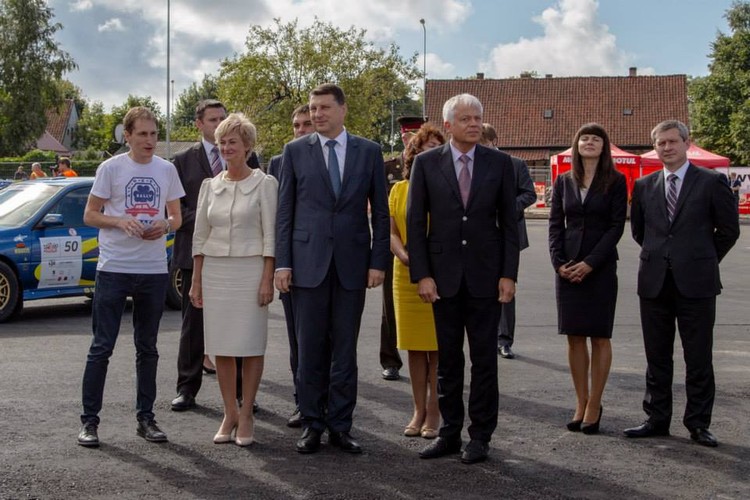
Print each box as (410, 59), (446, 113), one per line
(218, 18), (421, 157)
(21, 149), (57, 162)
(0, 0), (77, 156)
(75, 101), (115, 151)
(110, 95), (166, 138)
(690, 1), (750, 164)
(173, 74), (219, 129)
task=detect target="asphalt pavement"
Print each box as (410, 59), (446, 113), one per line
(1, 220), (748, 499)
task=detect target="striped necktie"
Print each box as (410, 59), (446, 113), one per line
(458, 154), (471, 207)
(666, 173), (678, 223)
(210, 146), (222, 177)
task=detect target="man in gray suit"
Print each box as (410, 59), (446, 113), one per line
(481, 123), (537, 359)
(625, 120), (739, 447)
(275, 83), (389, 454)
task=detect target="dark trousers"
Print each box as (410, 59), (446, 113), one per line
(176, 268), (204, 397)
(81, 271), (168, 425)
(380, 253), (402, 369)
(293, 264), (365, 433)
(497, 297), (516, 347)
(432, 281), (501, 442)
(280, 291), (299, 404)
(639, 270), (716, 430)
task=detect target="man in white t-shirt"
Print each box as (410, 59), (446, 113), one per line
(77, 107), (185, 448)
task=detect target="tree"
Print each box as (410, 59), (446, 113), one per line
(690, 1), (750, 164)
(110, 95), (167, 139)
(218, 18), (421, 157)
(0, 0), (76, 156)
(75, 101), (115, 152)
(173, 74), (219, 128)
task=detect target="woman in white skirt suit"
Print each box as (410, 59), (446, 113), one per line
(190, 113), (278, 446)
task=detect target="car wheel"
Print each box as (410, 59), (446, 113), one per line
(0, 261), (21, 323)
(165, 266), (182, 310)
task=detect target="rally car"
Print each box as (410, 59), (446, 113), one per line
(0, 177), (182, 323)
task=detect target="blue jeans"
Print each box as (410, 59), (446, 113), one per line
(81, 271), (168, 425)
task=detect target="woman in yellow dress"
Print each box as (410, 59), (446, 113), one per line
(390, 124), (445, 439)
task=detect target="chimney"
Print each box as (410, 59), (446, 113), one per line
(476, 72), (484, 80)
(629, 67), (637, 77)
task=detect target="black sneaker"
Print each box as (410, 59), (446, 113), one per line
(137, 419), (168, 443)
(77, 422), (100, 448)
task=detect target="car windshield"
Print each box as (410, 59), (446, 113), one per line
(0, 183), (64, 227)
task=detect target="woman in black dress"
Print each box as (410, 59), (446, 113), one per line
(549, 123), (627, 434)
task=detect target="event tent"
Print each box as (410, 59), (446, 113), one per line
(550, 145), (641, 194)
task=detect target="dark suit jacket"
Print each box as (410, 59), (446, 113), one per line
(267, 154), (281, 180)
(631, 163), (739, 298)
(549, 171), (628, 272)
(275, 132), (390, 290)
(509, 156), (537, 251)
(407, 143), (520, 298)
(173, 142), (213, 270)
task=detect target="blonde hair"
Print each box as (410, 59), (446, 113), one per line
(215, 113), (257, 152)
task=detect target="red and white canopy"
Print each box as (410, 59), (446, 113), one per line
(640, 144), (730, 169)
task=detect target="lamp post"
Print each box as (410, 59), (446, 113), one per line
(166, 0), (171, 158)
(420, 18), (426, 120)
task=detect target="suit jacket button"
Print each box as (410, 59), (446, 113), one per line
(462, 216), (468, 221)
(462, 240), (467, 246)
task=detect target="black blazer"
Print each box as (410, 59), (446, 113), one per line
(548, 171), (627, 272)
(267, 154), (281, 180)
(510, 156), (537, 251)
(407, 143), (519, 299)
(630, 163), (739, 298)
(172, 142), (213, 270)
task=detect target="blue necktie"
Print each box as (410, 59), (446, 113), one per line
(326, 139), (341, 197)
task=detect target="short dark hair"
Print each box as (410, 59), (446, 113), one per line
(292, 103), (310, 119)
(58, 157), (71, 167)
(195, 99), (225, 121)
(310, 83), (346, 105)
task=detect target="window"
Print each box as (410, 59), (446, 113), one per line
(543, 109), (554, 119)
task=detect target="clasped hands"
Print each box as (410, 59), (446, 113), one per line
(119, 216), (167, 240)
(558, 260), (593, 284)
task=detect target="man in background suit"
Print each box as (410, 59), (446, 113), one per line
(625, 120), (739, 447)
(171, 100), (227, 411)
(480, 123), (537, 359)
(275, 83), (389, 455)
(267, 104), (314, 428)
(408, 94), (519, 464)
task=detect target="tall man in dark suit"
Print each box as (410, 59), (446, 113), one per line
(170, 100), (227, 411)
(275, 83), (390, 454)
(267, 103), (314, 428)
(408, 94), (519, 464)
(625, 120), (739, 447)
(480, 123), (537, 359)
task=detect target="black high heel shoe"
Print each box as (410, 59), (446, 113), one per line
(202, 364), (216, 375)
(566, 419), (583, 432)
(581, 406), (603, 435)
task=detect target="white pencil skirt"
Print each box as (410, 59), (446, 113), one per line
(202, 255), (268, 357)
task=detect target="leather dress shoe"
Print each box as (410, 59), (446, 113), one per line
(329, 431), (362, 454)
(170, 393), (196, 412)
(77, 423), (100, 448)
(623, 421), (670, 438)
(137, 419), (168, 443)
(287, 408), (302, 428)
(690, 428), (718, 447)
(296, 428), (322, 454)
(498, 345), (515, 359)
(461, 439), (490, 464)
(382, 367), (400, 381)
(419, 436), (462, 459)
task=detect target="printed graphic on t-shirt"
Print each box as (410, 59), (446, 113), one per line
(125, 177), (161, 220)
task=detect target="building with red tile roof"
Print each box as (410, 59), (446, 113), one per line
(425, 70), (689, 166)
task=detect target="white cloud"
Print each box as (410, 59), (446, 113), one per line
(70, 0), (93, 11)
(479, 0), (651, 78)
(97, 18), (125, 33)
(425, 53), (456, 79)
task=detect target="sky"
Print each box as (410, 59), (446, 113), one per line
(47, 0), (737, 113)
